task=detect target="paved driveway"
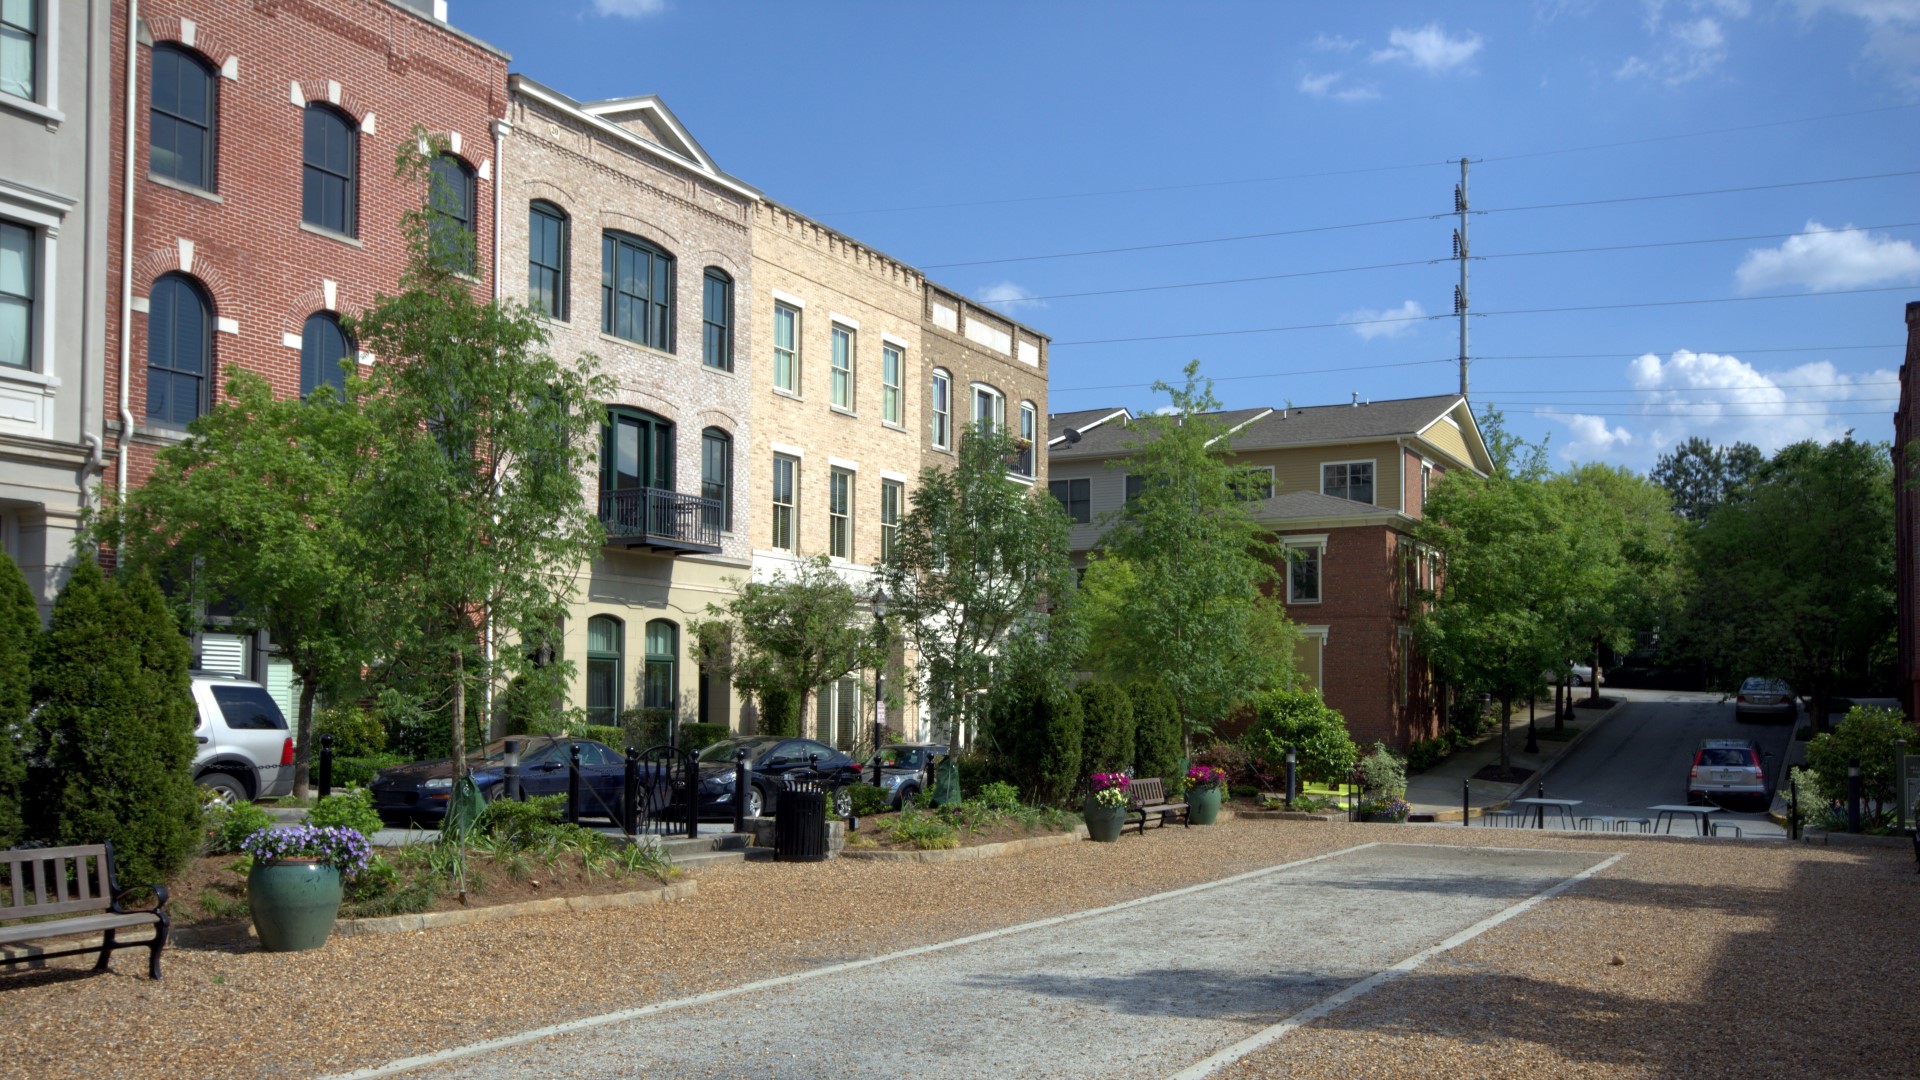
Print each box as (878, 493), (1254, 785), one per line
(354, 843), (1612, 1079)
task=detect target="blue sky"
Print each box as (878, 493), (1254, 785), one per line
(453, 0), (1920, 471)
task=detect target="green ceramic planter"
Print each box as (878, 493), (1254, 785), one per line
(1083, 798), (1128, 842)
(1187, 786), (1222, 825)
(248, 859), (342, 952)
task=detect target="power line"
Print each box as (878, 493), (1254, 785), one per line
(1052, 285), (1918, 347)
(1478, 170), (1920, 217)
(1474, 344), (1900, 360)
(1481, 104), (1920, 164)
(1519, 408), (1896, 418)
(1481, 379), (1898, 395)
(1057, 357), (1451, 395)
(1503, 395), (1900, 407)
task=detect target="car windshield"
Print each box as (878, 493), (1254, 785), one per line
(1741, 678), (1788, 694)
(699, 739), (780, 764)
(1699, 748), (1755, 767)
(873, 749), (921, 769)
(468, 739), (557, 766)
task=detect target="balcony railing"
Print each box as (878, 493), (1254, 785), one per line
(598, 486), (723, 554)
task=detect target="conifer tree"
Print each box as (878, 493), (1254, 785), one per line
(0, 551), (37, 848)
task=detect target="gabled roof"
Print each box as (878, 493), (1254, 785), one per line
(1231, 395), (1465, 451)
(1250, 489), (1400, 524)
(509, 77), (763, 203)
(1051, 407), (1270, 459)
(1048, 407), (1130, 447)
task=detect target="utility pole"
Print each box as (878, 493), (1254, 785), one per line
(1453, 157), (1472, 400)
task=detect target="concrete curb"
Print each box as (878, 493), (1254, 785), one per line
(1799, 830), (1913, 849)
(332, 881), (697, 937)
(1488, 698), (1624, 813)
(840, 827), (1087, 863)
(1236, 810), (1342, 822)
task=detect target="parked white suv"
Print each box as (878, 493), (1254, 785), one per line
(190, 672), (294, 803)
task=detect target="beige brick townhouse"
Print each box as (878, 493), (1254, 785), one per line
(500, 77), (761, 734)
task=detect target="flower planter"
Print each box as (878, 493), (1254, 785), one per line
(248, 859), (343, 952)
(1362, 812), (1408, 824)
(1187, 786), (1222, 825)
(1083, 799), (1128, 843)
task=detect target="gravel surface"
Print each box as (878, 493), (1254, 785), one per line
(2, 822), (1915, 1079)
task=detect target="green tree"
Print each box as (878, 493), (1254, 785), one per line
(690, 557), (882, 742)
(37, 562), (199, 885)
(1549, 463), (1681, 706)
(347, 132), (612, 775)
(1241, 688), (1359, 786)
(1130, 678), (1182, 782)
(1651, 436), (1764, 522)
(98, 370), (377, 796)
(1680, 436), (1894, 730)
(1095, 361), (1297, 749)
(0, 551), (36, 847)
(881, 427), (1079, 747)
(990, 675), (1084, 805)
(1803, 705), (1916, 821)
(1077, 679), (1136, 780)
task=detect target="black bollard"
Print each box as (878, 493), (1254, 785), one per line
(734, 747), (751, 832)
(623, 746), (640, 836)
(317, 732), (334, 799)
(1284, 745), (1297, 810)
(1847, 758), (1862, 834)
(567, 743), (582, 825)
(1463, 777), (1471, 828)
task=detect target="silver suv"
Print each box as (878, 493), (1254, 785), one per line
(190, 672), (294, 803)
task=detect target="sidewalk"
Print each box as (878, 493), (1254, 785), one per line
(1405, 696), (1619, 821)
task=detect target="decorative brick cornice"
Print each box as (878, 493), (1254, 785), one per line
(132, 245), (233, 308)
(516, 108), (749, 236)
(139, 13), (238, 74)
(280, 286), (366, 335)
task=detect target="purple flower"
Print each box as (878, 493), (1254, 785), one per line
(241, 825), (372, 880)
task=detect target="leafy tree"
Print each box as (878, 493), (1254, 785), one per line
(1652, 436), (1764, 521)
(989, 674), (1083, 805)
(1078, 679), (1135, 780)
(0, 551), (36, 848)
(881, 427), (1079, 747)
(98, 370), (377, 796)
(1680, 436), (1893, 730)
(1130, 678), (1182, 782)
(1803, 704), (1916, 821)
(690, 557), (882, 743)
(1549, 463), (1682, 705)
(37, 563), (199, 884)
(1241, 688), (1359, 786)
(347, 132), (612, 775)
(1094, 361), (1297, 749)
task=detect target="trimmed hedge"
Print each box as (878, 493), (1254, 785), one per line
(1130, 678), (1182, 783)
(757, 687), (799, 737)
(1078, 680), (1136, 780)
(0, 551), (36, 849)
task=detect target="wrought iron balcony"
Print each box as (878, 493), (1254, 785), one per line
(598, 486), (723, 555)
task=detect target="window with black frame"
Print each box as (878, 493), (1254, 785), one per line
(528, 201), (569, 318)
(301, 104), (357, 236)
(701, 427), (732, 532)
(602, 231), (674, 350)
(150, 45), (217, 190)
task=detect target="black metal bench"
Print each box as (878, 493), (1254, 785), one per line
(1127, 777), (1189, 835)
(1, 842), (170, 980)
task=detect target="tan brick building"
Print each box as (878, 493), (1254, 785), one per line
(500, 77), (760, 735)
(921, 283), (1050, 488)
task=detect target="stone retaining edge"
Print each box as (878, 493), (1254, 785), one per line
(331, 880), (697, 937)
(839, 826), (1087, 863)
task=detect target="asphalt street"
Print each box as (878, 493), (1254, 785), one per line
(362, 843), (1611, 1080)
(1516, 688), (1795, 839)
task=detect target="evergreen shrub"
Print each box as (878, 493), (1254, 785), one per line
(1130, 679), (1182, 783)
(1241, 688), (1358, 786)
(306, 788), (383, 836)
(677, 722), (730, 751)
(1078, 680), (1136, 781)
(848, 784), (891, 817)
(0, 551), (37, 849)
(314, 701), (388, 758)
(757, 687), (799, 737)
(990, 677), (1083, 806)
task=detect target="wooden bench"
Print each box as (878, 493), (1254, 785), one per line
(1127, 777), (1189, 835)
(2, 842), (170, 980)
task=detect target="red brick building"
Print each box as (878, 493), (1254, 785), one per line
(103, 0), (507, 694)
(1893, 301), (1920, 720)
(1046, 394), (1493, 749)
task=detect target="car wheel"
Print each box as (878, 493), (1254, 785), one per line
(746, 785), (765, 819)
(1570, 674), (1585, 687)
(197, 771), (248, 806)
(833, 787), (854, 819)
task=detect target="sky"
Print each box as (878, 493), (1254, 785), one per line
(450, 0), (1920, 473)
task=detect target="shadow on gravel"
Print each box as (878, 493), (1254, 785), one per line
(1269, 874), (1579, 902)
(956, 965), (1361, 1023)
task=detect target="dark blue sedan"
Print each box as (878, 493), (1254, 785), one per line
(369, 737), (630, 827)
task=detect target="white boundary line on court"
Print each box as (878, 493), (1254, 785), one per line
(324, 841), (1391, 1079)
(1165, 850), (1627, 1080)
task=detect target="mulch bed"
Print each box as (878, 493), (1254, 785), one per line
(844, 812), (1079, 852)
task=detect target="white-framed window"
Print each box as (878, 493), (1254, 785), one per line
(1285, 538), (1324, 605)
(0, 0), (39, 102)
(773, 302), (799, 393)
(771, 453), (798, 551)
(1014, 401), (1037, 476)
(1322, 460), (1374, 505)
(880, 479), (903, 562)
(820, 674), (861, 750)
(828, 466), (853, 560)
(971, 383), (1004, 433)
(0, 219), (32, 370)
(881, 342), (903, 425)
(1420, 461), (1433, 510)
(1239, 465), (1275, 501)
(830, 323), (854, 410)
(930, 368), (951, 449)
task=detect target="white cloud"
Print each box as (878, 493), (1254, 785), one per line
(976, 281), (1044, 312)
(591, 0), (667, 17)
(1794, 0), (1920, 25)
(1628, 349), (1898, 454)
(1616, 15), (1730, 83)
(1341, 300), (1427, 341)
(1370, 24), (1485, 72)
(1794, 1), (1920, 95)
(1734, 221), (1920, 292)
(1544, 412), (1635, 460)
(1310, 33), (1362, 52)
(1298, 71), (1381, 102)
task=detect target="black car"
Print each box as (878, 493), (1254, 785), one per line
(370, 737), (630, 827)
(866, 743), (949, 810)
(692, 736), (863, 820)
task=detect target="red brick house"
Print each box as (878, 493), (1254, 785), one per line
(1893, 301), (1920, 721)
(1046, 394), (1493, 749)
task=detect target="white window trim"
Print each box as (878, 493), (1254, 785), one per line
(880, 340), (905, 426)
(879, 469), (911, 484)
(880, 332), (910, 349)
(827, 456), (859, 472)
(1419, 459), (1433, 510)
(769, 441), (806, 459)
(1245, 464), (1276, 498)
(970, 381), (1005, 430)
(0, 179), (72, 379)
(772, 300), (801, 394)
(827, 465), (854, 561)
(930, 367), (953, 450)
(1283, 536), (1326, 606)
(0, 0), (60, 123)
(1298, 625), (1330, 690)
(770, 288), (805, 308)
(827, 311), (859, 332)
(829, 321), (856, 411)
(1320, 458), (1377, 504)
(771, 453), (800, 553)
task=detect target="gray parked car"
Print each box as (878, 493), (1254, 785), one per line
(1733, 677), (1796, 723)
(189, 672), (294, 804)
(1687, 738), (1770, 809)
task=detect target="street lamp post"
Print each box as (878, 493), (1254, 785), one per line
(870, 585), (890, 789)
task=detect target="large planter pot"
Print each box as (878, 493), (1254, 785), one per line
(1083, 798), (1128, 842)
(248, 859), (343, 952)
(1188, 786), (1223, 825)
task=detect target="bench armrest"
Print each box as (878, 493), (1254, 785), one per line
(111, 883), (170, 915)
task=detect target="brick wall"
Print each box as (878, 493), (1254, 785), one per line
(105, 0), (507, 493)
(920, 283), (1049, 486)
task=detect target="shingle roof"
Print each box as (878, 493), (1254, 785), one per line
(1251, 489), (1399, 522)
(1051, 395), (1465, 460)
(1048, 408), (1128, 444)
(1052, 406), (1271, 459)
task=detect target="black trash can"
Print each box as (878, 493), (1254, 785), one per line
(775, 779), (829, 862)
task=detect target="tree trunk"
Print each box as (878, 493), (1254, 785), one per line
(1553, 678), (1566, 734)
(292, 674), (319, 799)
(1587, 640), (1602, 704)
(1498, 695), (1512, 778)
(451, 648), (467, 779)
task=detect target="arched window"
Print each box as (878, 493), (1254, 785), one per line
(585, 615), (624, 726)
(299, 311), (354, 399)
(146, 273), (211, 426)
(602, 407), (674, 493)
(644, 619), (677, 712)
(301, 103), (357, 236)
(701, 427), (732, 533)
(601, 231), (674, 350)
(971, 382), (1005, 433)
(429, 153), (476, 272)
(528, 200), (569, 319)
(150, 44), (217, 189)
(701, 268), (732, 370)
